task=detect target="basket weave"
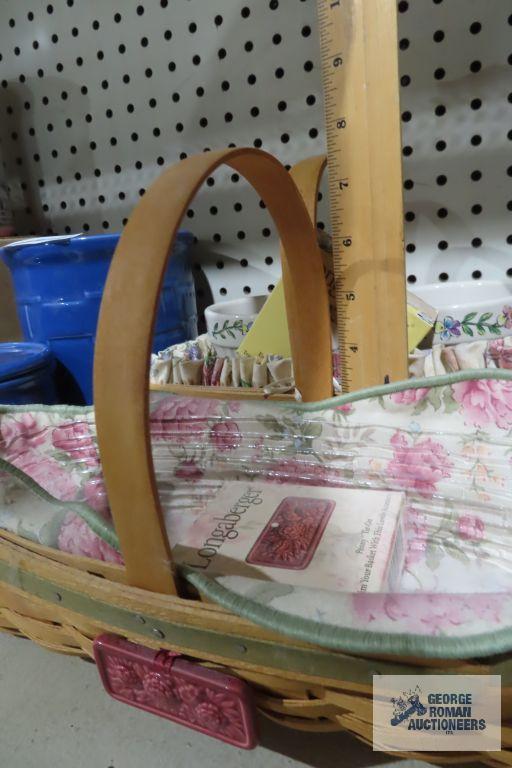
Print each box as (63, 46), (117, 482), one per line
(1, 148), (510, 766)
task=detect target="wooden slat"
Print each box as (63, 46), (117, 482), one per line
(317, 0), (408, 391)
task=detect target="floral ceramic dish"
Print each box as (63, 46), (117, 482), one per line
(204, 295), (267, 354)
(415, 280), (512, 345)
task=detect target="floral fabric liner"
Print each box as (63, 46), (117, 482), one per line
(1, 369), (512, 657)
(150, 334), (294, 391)
(410, 336), (512, 378)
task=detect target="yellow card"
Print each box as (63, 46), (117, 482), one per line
(237, 280), (291, 357)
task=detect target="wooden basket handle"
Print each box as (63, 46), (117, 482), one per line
(94, 148), (332, 594)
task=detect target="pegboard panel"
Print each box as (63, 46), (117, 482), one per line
(397, 0), (512, 287)
(0, 0), (510, 306)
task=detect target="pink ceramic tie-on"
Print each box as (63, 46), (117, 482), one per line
(93, 634), (258, 749)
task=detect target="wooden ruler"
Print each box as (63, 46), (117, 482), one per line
(317, 0), (408, 392)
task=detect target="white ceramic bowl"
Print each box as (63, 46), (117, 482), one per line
(204, 295), (267, 353)
(414, 280), (512, 345)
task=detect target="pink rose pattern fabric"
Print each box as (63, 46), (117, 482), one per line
(390, 387), (429, 406)
(387, 432), (453, 496)
(452, 378), (512, 429)
(58, 512), (123, 563)
(151, 397), (219, 444)
(457, 514), (485, 542)
(1, 374), (512, 639)
(210, 421), (242, 451)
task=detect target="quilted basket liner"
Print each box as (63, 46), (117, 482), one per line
(1, 368), (512, 658)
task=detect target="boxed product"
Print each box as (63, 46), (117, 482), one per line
(174, 481), (405, 592)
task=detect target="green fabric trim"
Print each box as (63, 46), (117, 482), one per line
(281, 368), (512, 412)
(0, 457), (120, 553)
(183, 568), (512, 660)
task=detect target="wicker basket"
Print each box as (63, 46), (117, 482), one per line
(0, 148), (510, 766)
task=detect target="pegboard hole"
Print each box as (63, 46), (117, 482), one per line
(472, 238), (483, 248)
(439, 272), (449, 282)
(265, 256), (274, 266)
(471, 204), (483, 215)
(407, 275), (417, 284)
(438, 240), (448, 251)
(471, 170), (482, 181)
(243, 286), (251, 294)
(219, 288), (227, 296)
(472, 270), (482, 279)
(240, 259), (249, 268)
(405, 211), (415, 222)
